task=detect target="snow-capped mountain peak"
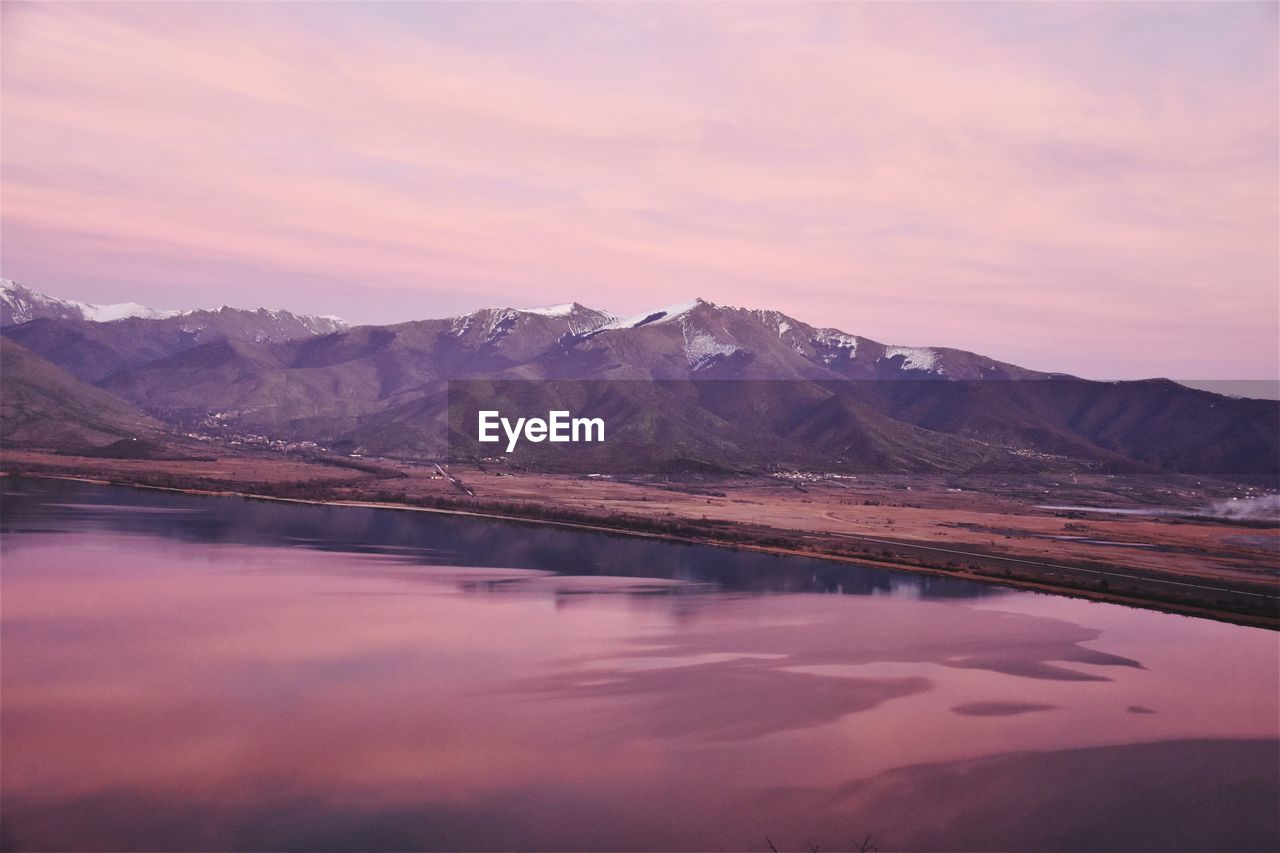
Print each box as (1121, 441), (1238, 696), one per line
(512, 302), (583, 318)
(599, 298), (713, 331)
(0, 279), (187, 325)
(0, 279), (347, 335)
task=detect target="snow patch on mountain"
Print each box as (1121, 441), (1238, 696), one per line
(519, 302), (581, 315)
(448, 314), (474, 337)
(602, 299), (709, 331)
(883, 345), (939, 372)
(515, 302), (616, 337)
(448, 309), (515, 342)
(750, 309), (797, 337)
(86, 301), (185, 322)
(449, 303), (615, 343)
(478, 309), (521, 344)
(810, 329), (858, 363)
(682, 325), (740, 370)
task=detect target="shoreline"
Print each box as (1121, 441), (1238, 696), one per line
(8, 470), (1277, 631)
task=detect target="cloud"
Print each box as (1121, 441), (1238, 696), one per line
(1, 1), (1275, 378)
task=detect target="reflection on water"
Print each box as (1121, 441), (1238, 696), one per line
(4, 481), (1002, 600)
(1, 478), (1277, 852)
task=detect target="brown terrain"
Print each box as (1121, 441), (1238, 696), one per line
(4, 447), (1276, 628)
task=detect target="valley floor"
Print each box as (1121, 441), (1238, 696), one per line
(2, 449), (1276, 628)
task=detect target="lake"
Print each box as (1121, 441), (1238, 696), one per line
(1, 477), (1276, 851)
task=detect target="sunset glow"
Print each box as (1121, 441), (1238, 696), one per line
(2, 1), (1276, 378)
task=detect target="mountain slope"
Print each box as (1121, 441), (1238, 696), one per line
(0, 338), (170, 450)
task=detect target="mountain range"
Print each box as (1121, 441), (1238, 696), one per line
(1, 280), (1275, 477)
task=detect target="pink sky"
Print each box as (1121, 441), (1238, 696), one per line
(2, 1), (1276, 379)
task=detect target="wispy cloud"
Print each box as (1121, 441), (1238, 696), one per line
(2, 1), (1275, 378)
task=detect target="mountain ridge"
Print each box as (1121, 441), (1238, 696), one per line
(1, 279), (347, 333)
(1, 281), (1275, 477)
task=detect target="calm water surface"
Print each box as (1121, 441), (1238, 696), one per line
(1, 478), (1277, 851)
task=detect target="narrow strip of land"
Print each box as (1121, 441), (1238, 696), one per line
(3, 450), (1275, 629)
